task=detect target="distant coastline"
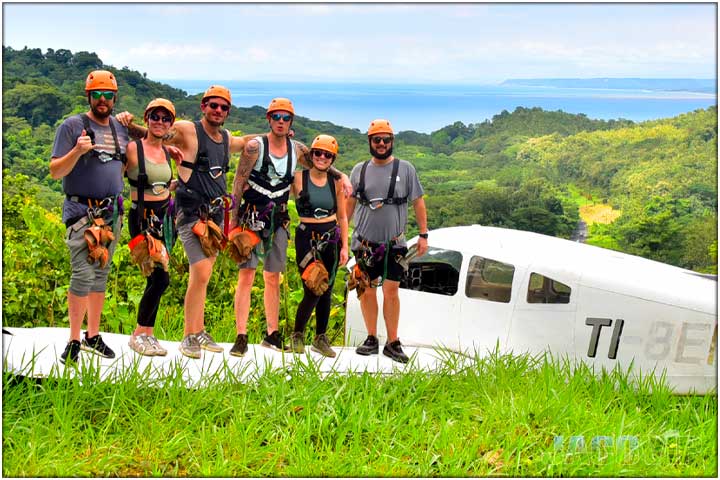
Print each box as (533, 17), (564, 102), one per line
(500, 78), (716, 95)
(161, 78), (717, 133)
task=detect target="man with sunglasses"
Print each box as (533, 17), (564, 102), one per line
(228, 98), (351, 356)
(50, 69), (139, 364)
(346, 119), (428, 363)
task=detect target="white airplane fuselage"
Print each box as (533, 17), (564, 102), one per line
(345, 225), (717, 394)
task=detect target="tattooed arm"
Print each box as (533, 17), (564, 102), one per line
(230, 137), (260, 227)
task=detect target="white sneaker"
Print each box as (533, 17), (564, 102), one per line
(147, 335), (167, 356)
(129, 334), (155, 356)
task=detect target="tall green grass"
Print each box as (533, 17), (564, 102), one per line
(3, 351), (716, 477)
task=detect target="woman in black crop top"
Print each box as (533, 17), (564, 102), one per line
(290, 134), (349, 357)
(125, 98), (179, 357)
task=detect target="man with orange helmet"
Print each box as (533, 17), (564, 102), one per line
(126, 84), (262, 359)
(228, 98), (351, 356)
(346, 119), (429, 363)
(50, 69), (140, 364)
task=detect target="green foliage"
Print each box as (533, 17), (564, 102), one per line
(2, 45), (716, 333)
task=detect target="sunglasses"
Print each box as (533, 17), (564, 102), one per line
(312, 150), (335, 160)
(90, 90), (115, 100)
(270, 113), (293, 122)
(371, 136), (393, 145)
(206, 102), (230, 112)
(149, 112), (173, 123)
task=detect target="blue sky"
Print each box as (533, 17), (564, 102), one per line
(2, 3), (716, 83)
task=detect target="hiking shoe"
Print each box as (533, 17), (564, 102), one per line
(60, 340), (81, 364)
(129, 334), (155, 356)
(147, 335), (167, 356)
(179, 334), (201, 359)
(290, 332), (305, 354)
(81, 332), (116, 359)
(230, 334), (248, 357)
(383, 339), (409, 364)
(356, 335), (379, 356)
(312, 333), (336, 358)
(261, 330), (291, 352)
(196, 330), (223, 353)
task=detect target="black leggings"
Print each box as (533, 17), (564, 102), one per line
(129, 200), (170, 328)
(294, 222), (339, 336)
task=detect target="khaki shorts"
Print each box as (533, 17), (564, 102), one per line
(65, 215), (122, 296)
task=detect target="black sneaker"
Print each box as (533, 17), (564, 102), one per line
(261, 330), (290, 352)
(81, 332), (116, 359)
(230, 333), (249, 357)
(356, 335), (379, 356)
(60, 340), (81, 364)
(383, 339), (409, 363)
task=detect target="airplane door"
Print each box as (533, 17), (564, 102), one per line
(459, 255), (518, 355)
(509, 268), (579, 356)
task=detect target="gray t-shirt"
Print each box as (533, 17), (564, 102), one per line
(51, 114), (129, 223)
(349, 157), (424, 249)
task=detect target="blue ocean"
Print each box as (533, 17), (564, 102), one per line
(161, 80), (717, 134)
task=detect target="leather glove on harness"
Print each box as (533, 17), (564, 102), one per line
(347, 264), (371, 299)
(84, 217), (115, 268)
(128, 233), (169, 277)
(302, 260), (330, 296)
(226, 226), (261, 264)
(192, 218), (226, 258)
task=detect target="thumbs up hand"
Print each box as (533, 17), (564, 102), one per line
(76, 129), (94, 154)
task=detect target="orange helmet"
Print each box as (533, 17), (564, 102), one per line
(311, 134), (339, 155)
(85, 70), (118, 92)
(367, 119), (393, 136)
(202, 85), (232, 105)
(267, 97), (295, 115)
(144, 98), (176, 122)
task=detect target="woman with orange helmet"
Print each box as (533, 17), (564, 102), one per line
(289, 134), (349, 357)
(124, 98), (178, 356)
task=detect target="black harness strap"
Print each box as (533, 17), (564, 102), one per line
(81, 114), (124, 163)
(180, 121), (229, 172)
(356, 157), (407, 207)
(260, 135), (294, 184)
(136, 139), (147, 229)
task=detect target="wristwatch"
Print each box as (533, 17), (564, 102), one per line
(418, 232), (429, 239)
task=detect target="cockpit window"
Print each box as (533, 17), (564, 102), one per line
(465, 256), (515, 303)
(526, 272), (571, 304)
(399, 247), (462, 296)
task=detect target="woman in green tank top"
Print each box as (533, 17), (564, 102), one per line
(290, 134), (349, 357)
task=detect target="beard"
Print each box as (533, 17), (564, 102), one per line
(90, 103), (113, 119)
(370, 144), (393, 160)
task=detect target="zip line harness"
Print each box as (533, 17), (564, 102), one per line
(126, 139), (172, 276)
(354, 157), (407, 210)
(298, 224), (341, 296)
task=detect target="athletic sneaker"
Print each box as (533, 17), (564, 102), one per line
(261, 330), (290, 352)
(230, 334), (248, 357)
(129, 334), (155, 356)
(60, 340), (81, 364)
(179, 334), (201, 359)
(290, 332), (305, 354)
(356, 335), (379, 356)
(196, 330), (223, 353)
(81, 332), (116, 359)
(311, 333), (336, 358)
(147, 335), (167, 356)
(383, 339), (409, 364)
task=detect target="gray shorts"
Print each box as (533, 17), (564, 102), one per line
(177, 212), (218, 265)
(65, 215), (122, 296)
(238, 226), (289, 272)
